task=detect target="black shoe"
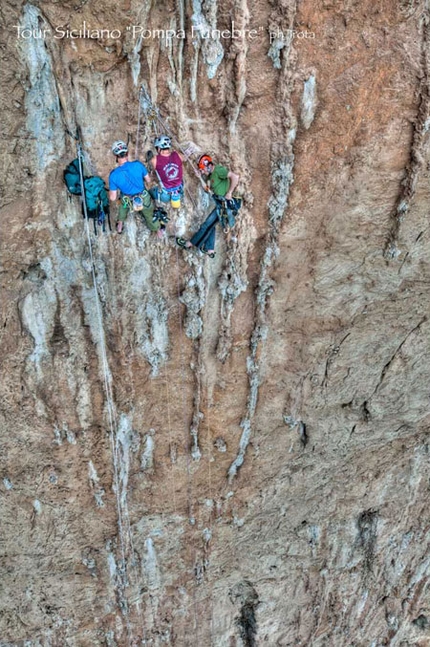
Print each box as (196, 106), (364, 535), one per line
(176, 237), (190, 250)
(153, 208), (169, 224)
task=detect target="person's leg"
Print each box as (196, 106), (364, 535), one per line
(200, 225), (216, 253)
(141, 205), (161, 233)
(116, 199), (128, 233)
(190, 207), (218, 250)
(149, 186), (170, 204)
(149, 187), (159, 201)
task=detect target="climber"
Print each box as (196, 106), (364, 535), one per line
(109, 140), (163, 236)
(176, 154), (241, 258)
(148, 135), (185, 209)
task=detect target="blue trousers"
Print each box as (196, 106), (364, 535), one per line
(190, 205), (219, 251)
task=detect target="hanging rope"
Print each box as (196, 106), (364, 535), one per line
(131, 99), (203, 634)
(202, 266), (217, 643)
(76, 140), (152, 644)
(138, 97), (197, 518)
(137, 89), (202, 630)
(135, 88), (143, 159)
(173, 245), (199, 633)
(138, 86), (207, 211)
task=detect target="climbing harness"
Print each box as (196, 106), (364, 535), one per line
(122, 190), (150, 213)
(151, 182), (184, 209)
(214, 195), (242, 232)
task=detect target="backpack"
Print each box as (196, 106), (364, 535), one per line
(63, 159), (82, 195)
(63, 158), (111, 233)
(84, 176), (109, 214)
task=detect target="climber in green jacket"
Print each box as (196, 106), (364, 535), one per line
(197, 154), (240, 201)
(176, 154), (240, 257)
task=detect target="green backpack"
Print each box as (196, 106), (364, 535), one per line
(83, 176), (109, 214)
(64, 158), (111, 233)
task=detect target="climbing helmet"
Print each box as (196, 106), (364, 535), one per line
(198, 154), (213, 171)
(154, 135), (172, 150)
(112, 140), (128, 156)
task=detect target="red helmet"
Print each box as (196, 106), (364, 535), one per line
(198, 154), (213, 171)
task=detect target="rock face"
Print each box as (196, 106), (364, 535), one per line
(1, 0), (430, 645)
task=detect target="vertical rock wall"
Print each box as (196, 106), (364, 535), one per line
(1, 0), (430, 645)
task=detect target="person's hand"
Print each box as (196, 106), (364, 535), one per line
(225, 192), (233, 201)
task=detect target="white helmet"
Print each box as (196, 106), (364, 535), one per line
(112, 140), (128, 156)
(154, 135), (171, 150)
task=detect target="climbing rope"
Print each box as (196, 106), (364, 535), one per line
(138, 85), (205, 211)
(203, 270), (216, 637)
(77, 140), (151, 644)
(119, 84), (227, 638)
(173, 245), (199, 633)
(77, 142), (134, 644)
(162, 357), (178, 515)
(136, 86), (202, 628)
(133, 99), (201, 632)
(135, 90), (143, 159)
(139, 87), (199, 173)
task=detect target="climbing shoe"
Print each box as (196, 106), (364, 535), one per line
(153, 208), (169, 224)
(176, 237), (191, 250)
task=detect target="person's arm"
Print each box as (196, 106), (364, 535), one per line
(109, 171), (119, 202)
(146, 156), (157, 185)
(225, 171), (240, 200)
(137, 161), (152, 190)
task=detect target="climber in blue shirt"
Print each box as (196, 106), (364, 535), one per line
(109, 140), (163, 235)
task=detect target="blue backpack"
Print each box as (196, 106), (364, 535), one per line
(64, 158), (111, 233)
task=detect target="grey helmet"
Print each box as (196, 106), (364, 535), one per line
(154, 135), (172, 150)
(111, 140), (128, 155)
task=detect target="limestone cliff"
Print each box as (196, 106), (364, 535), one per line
(1, 0), (430, 645)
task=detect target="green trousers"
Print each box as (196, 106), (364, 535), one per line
(117, 193), (160, 232)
